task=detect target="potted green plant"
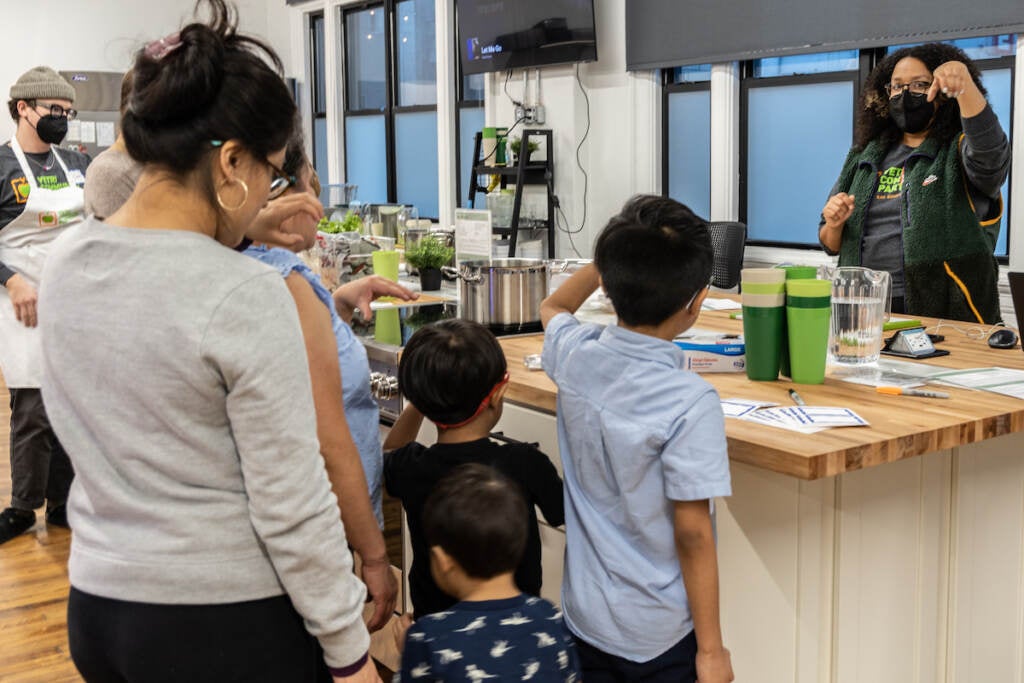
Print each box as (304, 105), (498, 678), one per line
(404, 235), (454, 291)
(507, 136), (540, 165)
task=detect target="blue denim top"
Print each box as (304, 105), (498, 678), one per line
(244, 245), (383, 525)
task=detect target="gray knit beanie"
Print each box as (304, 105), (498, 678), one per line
(9, 66), (75, 102)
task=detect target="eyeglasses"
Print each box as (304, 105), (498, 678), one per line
(884, 81), (932, 98)
(685, 281), (713, 310)
(209, 140), (296, 200)
(265, 159), (296, 200)
(433, 372), (511, 429)
(32, 101), (77, 120)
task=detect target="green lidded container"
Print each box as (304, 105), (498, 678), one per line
(777, 265), (820, 377)
(785, 278), (832, 384)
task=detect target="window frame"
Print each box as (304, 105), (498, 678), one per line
(454, 8), (484, 207)
(738, 61), (862, 249)
(341, 0), (440, 219)
(342, 1), (395, 204)
(968, 52), (1015, 261)
(661, 70), (712, 204)
(308, 11), (327, 176)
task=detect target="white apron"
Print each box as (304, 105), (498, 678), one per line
(0, 138), (85, 387)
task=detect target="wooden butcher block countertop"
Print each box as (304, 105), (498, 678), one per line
(498, 303), (1024, 480)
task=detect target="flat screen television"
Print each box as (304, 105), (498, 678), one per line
(457, 0), (597, 75)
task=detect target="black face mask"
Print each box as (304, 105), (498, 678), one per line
(889, 91), (934, 134)
(34, 114), (68, 145)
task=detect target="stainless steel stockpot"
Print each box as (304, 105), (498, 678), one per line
(445, 259), (548, 332)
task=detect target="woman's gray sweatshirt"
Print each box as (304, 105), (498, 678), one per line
(38, 218), (369, 670)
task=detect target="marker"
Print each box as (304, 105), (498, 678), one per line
(729, 312), (743, 320)
(788, 389), (806, 406)
(877, 386), (950, 399)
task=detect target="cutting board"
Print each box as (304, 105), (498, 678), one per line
(369, 292), (453, 310)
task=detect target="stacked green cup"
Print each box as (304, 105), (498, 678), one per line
(741, 268), (787, 381)
(777, 265), (820, 377)
(785, 278), (832, 384)
(372, 250), (402, 345)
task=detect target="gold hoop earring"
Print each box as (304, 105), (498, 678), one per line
(216, 178), (249, 212)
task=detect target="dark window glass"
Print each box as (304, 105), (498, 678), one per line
(667, 64), (712, 84)
(752, 50), (858, 78)
(346, 6), (387, 111)
(887, 34), (1016, 60)
(396, 0), (437, 107)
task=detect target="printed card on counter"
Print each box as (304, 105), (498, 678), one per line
(720, 398), (778, 418)
(740, 408), (827, 434)
(931, 367), (1024, 400)
(775, 406), (868, 427)
(731, 405), (869, 433)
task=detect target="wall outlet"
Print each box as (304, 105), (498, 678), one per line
(516, 105), (546, 125)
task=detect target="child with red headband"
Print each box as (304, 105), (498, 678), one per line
(383, 319), (564, 619)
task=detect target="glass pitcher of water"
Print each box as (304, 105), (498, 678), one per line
(820, 266), (892, 365)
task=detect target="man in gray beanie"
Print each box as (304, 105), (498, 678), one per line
(0, 65), (90, 544)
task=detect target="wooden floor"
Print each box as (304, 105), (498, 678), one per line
(0, 378), (81, 682)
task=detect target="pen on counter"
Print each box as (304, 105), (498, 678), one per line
(729, 312), (743, 320)
(788, 389), (806, 406)
(877, 386), (950, 399)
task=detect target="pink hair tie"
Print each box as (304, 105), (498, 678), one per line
(144, 32), (183, 61)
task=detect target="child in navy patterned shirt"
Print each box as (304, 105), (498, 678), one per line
(396, 464), (579, 682)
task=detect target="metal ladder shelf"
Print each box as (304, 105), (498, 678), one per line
(467, 128), (555, 258)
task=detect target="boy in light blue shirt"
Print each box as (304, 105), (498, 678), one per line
(540, 195), (734, 683)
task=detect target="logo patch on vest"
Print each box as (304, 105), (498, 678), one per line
(922, 174), (938, 187)
(10, 177), (29, 204)
(38, 211), (59, 228)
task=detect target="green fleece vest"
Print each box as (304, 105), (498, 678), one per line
(834, 136), (1001, 324)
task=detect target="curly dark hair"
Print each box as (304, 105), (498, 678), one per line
(854, 42), (988, 150)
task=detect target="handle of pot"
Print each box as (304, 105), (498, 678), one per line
(442, 265), (484, 284)
(441, 265), (461, 280)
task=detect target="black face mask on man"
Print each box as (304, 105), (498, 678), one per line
(34, 114), (68, 145)
(889, 91), (934, 134)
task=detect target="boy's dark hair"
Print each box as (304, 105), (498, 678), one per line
(423, 463), (528, 579)
(282, 127), (308, 179)
(121, 0), (296, 229)
(855, 42), (987, 150)
(398, 319), (507, 426)
(594, 194), (713, 327)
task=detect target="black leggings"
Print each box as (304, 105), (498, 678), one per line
(68, 587), (332, 683)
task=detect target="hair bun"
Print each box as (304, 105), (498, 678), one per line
(129, 23), (225, 124)
(122, 0), (294, 176)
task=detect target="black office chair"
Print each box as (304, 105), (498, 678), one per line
(707, 221), (747, 290)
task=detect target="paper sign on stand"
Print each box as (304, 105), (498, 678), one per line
(97, 122), (116, 148)
(80, 121), (96, 144)
(454, 208), (492, 264)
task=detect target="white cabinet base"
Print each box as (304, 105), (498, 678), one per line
(499, 401), (1024, 682)
(720, 432), (1024, 683)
